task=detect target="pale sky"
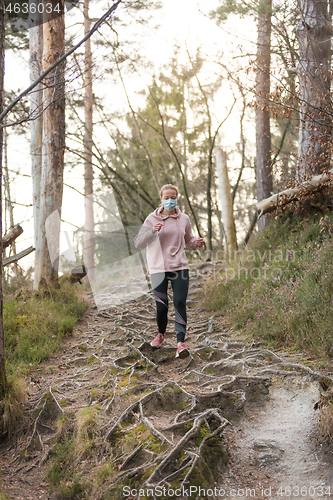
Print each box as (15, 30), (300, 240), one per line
(4, 0), (257, 271)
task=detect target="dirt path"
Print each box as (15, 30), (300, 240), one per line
(222, 377), (333, 499)
(0, 262), (332, 500)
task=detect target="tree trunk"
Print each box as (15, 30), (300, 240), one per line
(3, 129), (15, 235)
(256, 168), (333, 216)
(255, 0), (272, 231)
(39, 0), (65, 285)
(3, 124), (21, 279)
(215, 147), (237, 260)
(207, 153), (213, 252)
(29, 17), (43, 289)
(243, 212), (258, 246)
(3, 126), (8, 235)
(296, 0), (331, 179)
(0, 0), (7, 395)
(83, 0), (95, 282)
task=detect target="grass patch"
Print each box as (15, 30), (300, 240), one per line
(4, 280), (88, 375)
(47, 408), (100, 499)
(0, 375), (25, 436)
(0, 489), (9, 500)
(47, 432), (86, 500)
(318, 402), (333, 442)
(203, 213), (333, 359)
(47, 407), (110, 499)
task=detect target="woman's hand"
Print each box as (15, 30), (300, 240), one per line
(153, 223), (163, 233)
(196, 237), (204, 248)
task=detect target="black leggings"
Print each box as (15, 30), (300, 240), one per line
(150, 269), (189, 343)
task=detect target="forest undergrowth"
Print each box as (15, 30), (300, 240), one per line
(203, 212), (333, 444)
(203, 212), (333, 362)
(0, 279), (88, 439)
(3, 279), (88, 377)
(1, 222), (333, 499)
(0, 278), (88, 499)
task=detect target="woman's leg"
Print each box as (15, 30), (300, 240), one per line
(150, 272), (169, 334)
(170, 269), (189, 343)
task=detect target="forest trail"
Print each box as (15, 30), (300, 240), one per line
(0, 262), (332, 500)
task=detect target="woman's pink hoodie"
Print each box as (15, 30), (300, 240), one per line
(134, 207), (198, 274)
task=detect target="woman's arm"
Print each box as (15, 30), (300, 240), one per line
(184, 219), (199, 248)
(134, 223), (157, 249)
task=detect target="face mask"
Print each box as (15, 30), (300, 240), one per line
(162, 198), (177, 211)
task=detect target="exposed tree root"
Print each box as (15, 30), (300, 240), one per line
(144, 409), (229, 486)
(4, 262), (332, 500)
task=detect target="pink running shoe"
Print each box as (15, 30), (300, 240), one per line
(176, 342), (189, 359)
(151, 333), (165, 349)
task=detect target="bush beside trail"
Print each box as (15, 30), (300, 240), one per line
(203, 213), (333, 361)
(0, 278), (88, 439)
(4, 280), (88, 376)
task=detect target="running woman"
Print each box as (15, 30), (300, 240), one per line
(134, 184), (204, 359)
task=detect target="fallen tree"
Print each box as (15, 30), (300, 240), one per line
(2, 224), (23, 249)
(256, 168), (333, 217)
(3, 246), (35, 267)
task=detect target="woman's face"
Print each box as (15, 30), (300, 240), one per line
(161, 188), (177, 201)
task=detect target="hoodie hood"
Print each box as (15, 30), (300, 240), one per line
(153, 206), (182, 256)
(153, 206), (181, 220)
(134, 206), (198, 273)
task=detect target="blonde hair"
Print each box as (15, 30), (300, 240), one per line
(159, 184), (179, 198)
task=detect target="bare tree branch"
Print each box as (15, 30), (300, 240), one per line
(0, 0), (123, 123)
